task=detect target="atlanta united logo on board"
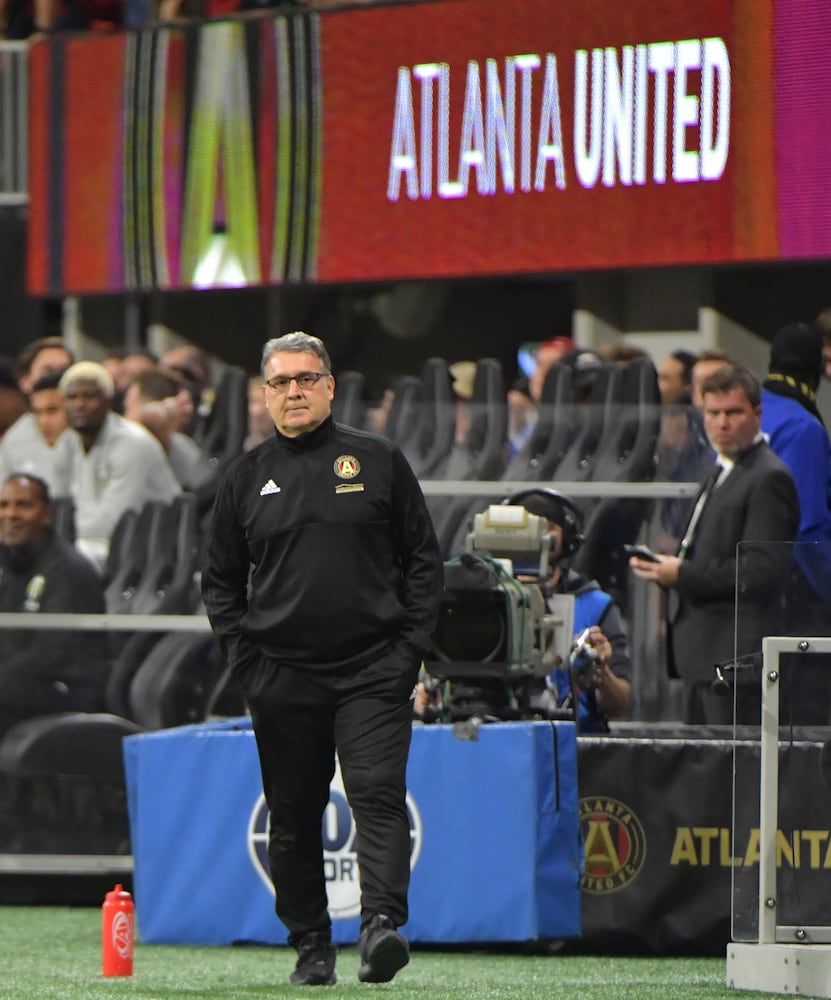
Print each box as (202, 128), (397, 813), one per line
(579, 795), (646, 894)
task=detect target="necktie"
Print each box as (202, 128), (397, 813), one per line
(678, 462), (722, 559)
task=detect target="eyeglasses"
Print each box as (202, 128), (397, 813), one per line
(264, 371), (330, 392)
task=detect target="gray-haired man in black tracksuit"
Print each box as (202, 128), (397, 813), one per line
(202, 332), (443, 986)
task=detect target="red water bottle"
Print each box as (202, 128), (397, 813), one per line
(102, 883), (135, 977)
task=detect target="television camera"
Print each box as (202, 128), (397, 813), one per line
(422, 503), (584, 723)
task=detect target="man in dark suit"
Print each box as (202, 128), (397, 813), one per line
(630, 365), (800, 725)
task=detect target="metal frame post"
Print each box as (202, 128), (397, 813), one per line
(727, 636), (831, 998)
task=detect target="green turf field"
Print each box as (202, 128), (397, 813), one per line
(0, 905), (786, 1000)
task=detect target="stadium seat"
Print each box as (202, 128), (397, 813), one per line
(426, 358), (508, 555)
(551, 360), (623, 485)
(444, 360), (579, 557)
(383, 374), (422, 449)
(583, 355), (661, 488)
(102, 496), (202, 716)
(400, 357), (456, 478)
(0, 627), (227, 784)
(0, 712), (143, 781)
(572, 355), (662, 611)
(104, 502), (158, 617)
(126, 632), (227, 730)
(104, 496), (201, 616)
(331, 370), (367, 429)
(128, 493), (202, 616)
(192, 365), (249, 514)
(503, 360), (577, 483)
(449, 358), (622, 557)
(0, 491), (212, 786)
(192, 365), (247, 455)
(106, 493), (204, 714)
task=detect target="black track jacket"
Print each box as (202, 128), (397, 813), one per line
(202, 417), (443, 674)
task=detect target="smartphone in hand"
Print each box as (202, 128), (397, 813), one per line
(623, 544), (661, 563)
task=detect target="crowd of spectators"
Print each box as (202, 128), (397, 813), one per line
(0, 0), (417, 41)
(0, 0), (122, 39)
(0, 338), (204, 568)
(0, 311), (830, 736)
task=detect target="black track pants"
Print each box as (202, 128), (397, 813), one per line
(240, 644), (419, 937)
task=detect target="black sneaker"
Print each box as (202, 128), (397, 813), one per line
(289, 931), (337, 986)
(357, 914), (409, 983)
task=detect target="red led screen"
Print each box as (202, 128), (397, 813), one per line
(26, 0), (831, 294)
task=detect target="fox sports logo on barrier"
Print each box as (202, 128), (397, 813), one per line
(247, 760), (423, 918)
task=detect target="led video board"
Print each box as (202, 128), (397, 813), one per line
(26, 0), (831, 293)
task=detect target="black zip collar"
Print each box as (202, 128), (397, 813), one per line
(273, 416), (335, 454)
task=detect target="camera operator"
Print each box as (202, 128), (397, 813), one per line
(514, 489), (631, 732)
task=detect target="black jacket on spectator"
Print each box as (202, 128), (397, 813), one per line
(0, 528), (108, 736)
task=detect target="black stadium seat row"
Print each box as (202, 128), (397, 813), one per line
(380, 355), (662, 609)
(0, 492), (244, 787)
